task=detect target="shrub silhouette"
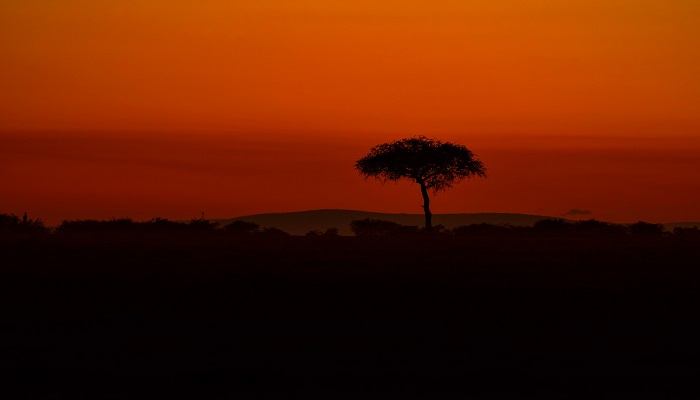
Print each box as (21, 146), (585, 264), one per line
(187, 218), (220, 231)
(0, 213), (18, 231)
(574, 219), (627, 235)
(142, 217), (187, 232)
(628, 221), (665, 236)
(223, 220), (261, 235)
(323, 227), (339, 237)
(0, 213), (47, 234)
(350, 218), (419, 237)
(532, 218), (574, 233)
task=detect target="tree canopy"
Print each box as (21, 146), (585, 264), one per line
(355, 136), (486, 191)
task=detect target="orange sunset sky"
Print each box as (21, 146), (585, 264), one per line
(2, 1), (699, 225)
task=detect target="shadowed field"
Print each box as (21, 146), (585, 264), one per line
(2, 230), (700, 398)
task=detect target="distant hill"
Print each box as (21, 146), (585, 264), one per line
(213, 209), (568, 236)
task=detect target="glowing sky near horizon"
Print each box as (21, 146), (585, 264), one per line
(1, 1), (699, 224)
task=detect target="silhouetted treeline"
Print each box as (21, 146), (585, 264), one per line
(2, 213), (698, 238)
(55, 217), (191, 234)
(51, 217), (291, 237)
(349, 217), (690, 237)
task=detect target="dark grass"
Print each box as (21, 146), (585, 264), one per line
(2, 231), (700, 398)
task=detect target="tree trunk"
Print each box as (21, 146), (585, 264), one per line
(419, 182), (432, 232)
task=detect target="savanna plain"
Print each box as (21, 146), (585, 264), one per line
(2, 217), (700, 398)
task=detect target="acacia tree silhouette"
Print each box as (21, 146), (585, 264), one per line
(355, 136), (486, 231)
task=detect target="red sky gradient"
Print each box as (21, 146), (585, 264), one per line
(2, 1), (699, 224)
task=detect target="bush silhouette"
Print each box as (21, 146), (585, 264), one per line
(323, 227), (339, 237)
(223, 220), (261, 235)
(142, 217), (187, 232)
(532, 218), (573, 233)
(0, 213), (47, 234)
(574, 219), (627, 235)
(187, 218), (220, 231)
(628, 221), (665, 236)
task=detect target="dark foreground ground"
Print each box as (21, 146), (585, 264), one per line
(2, 232), (700, 398)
